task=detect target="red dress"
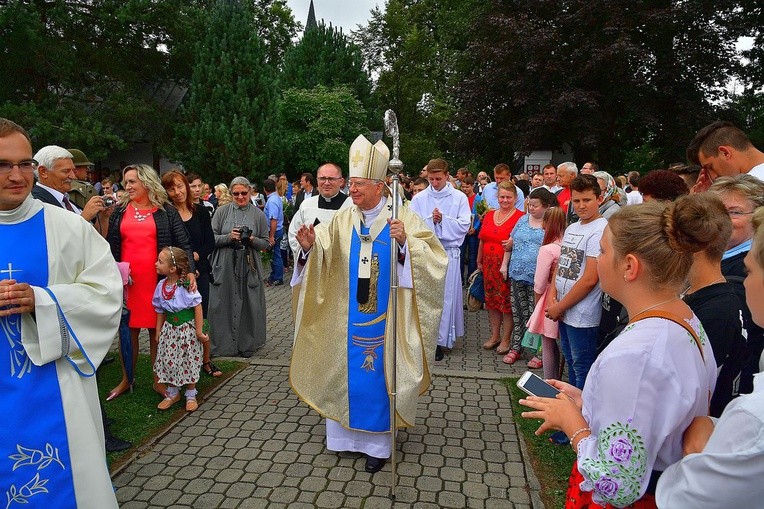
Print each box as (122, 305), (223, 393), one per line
(122, 203), (159, 328)
(478, 208), (524, 313)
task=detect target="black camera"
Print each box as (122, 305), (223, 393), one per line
(103, 196), (116, 207)
(238, 226), (252, 243)
(233, 226), (252, 249)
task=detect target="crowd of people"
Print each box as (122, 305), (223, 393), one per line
(3, 114), (764, 507)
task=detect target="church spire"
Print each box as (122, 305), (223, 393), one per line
(306, 0), (318, 32)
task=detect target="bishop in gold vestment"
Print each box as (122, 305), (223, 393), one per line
(290, 135), (447, 472)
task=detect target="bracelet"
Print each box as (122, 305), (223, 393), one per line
(569, 427), (591, 448)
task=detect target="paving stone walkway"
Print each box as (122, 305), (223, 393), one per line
(112, 270), (545, 508)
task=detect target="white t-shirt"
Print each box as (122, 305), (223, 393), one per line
(555, 217), (607, 327)
(748, 162), (764, 181)
(626, 190), (643, 205)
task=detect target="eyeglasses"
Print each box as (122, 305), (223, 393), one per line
(318, 176), (343, 183)
(728, 210), (754, 218)
(0, 159), (38, 174)
(348, 179), (380, 188)
(231, 191), (249, 197)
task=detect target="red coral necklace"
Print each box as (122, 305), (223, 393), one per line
(162, 279), (178, 300)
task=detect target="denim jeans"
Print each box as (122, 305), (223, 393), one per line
(270, 229), (284, 282)
(558, 322), (599, 389)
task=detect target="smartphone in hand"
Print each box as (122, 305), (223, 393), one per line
(517, 371), (561, 399)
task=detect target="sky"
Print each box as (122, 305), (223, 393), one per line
(286, 0), (382, 35)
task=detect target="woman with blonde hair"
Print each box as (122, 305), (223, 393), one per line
(276, 174), (289, 197)
(215, 183), (233, 207)
(521, 195), (718, 508)
(106, 164), (196, 400)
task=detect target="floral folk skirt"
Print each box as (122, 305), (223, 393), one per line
(154, 321), (203, 386)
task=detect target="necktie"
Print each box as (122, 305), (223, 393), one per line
(62, 195), (75, 212)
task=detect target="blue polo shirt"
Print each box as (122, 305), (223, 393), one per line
(264, 192), (284, 231)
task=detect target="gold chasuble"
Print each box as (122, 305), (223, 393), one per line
(290, 197), (447, 430)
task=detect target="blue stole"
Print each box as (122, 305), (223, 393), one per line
(1, 210), (76, 507)
(347, 223), (391, 432)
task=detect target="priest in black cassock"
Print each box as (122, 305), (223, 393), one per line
(287, 162), (350, 259)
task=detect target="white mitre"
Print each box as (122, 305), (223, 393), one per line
(349, 135), (390, 181)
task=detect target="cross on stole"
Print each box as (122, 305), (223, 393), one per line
(0, 262), (22, 279)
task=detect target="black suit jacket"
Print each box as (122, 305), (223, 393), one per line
(32, 184), (64, 208)
(294, 189), (314, 211)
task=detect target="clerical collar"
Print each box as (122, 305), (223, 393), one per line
(318, 192), (348, 210)
(427, 184), (452, 198)
(360, 197), (386, 226)
(0, 195), (42, 224)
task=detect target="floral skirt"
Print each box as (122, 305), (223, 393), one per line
(154, 321), (203, 386)
(566, 461), (656, 509)
(483, 251), (512, 314)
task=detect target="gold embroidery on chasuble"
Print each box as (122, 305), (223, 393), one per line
(358, 254), (380, 314)
(352, 334), (385, 372)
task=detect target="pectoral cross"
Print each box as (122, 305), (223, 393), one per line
(351, 150), (364, 168)
(0, 262), (21, 279)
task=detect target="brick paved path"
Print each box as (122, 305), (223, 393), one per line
(112, 270), (545, 508)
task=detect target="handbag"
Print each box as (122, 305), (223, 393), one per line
(466, 269), (484, 312)
(521, 329), (542, 351)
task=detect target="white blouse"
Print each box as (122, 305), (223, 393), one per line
(576, 316), (717, 507)
(656, 372), (764, 508)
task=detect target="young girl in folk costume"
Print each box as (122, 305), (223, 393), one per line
(526, 207), (567, 378)
(153, 246), (208, 411)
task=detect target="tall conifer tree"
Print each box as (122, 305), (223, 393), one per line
(174, 0), (277, 182)
(281, 23), (372, 112)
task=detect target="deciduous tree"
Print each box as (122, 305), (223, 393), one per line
(277, 86), (368, 174)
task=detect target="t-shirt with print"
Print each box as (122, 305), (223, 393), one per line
(555, 217), (607, 328)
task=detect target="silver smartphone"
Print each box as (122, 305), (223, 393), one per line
(517, 371), (561, 399)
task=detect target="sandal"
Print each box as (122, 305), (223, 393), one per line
(496, 343), (511, 355)
(527, 356), (543, 369)
(502, 349), (520, 365)
(202, 361), (222, 377)
(482, 338), (501, 350)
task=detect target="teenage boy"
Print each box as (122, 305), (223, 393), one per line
(411, 178), (429, 197)
(410, 159), (471, 361)
(547, 174), (607, 387)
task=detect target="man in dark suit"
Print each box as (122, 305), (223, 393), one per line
(32, 145), (107, 223)
(294, 172), (316, 211)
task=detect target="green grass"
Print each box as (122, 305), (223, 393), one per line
(501, 377), (576, 509)
(98, 353), (246, 471)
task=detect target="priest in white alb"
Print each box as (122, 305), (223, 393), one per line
(0, 118), (122, 508)
(409, 158), (471, 361)
(290, 135), (447, 474)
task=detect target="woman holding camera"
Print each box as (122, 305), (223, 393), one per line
(106, 164), (196, 400)
(208, 176), (270, 357)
